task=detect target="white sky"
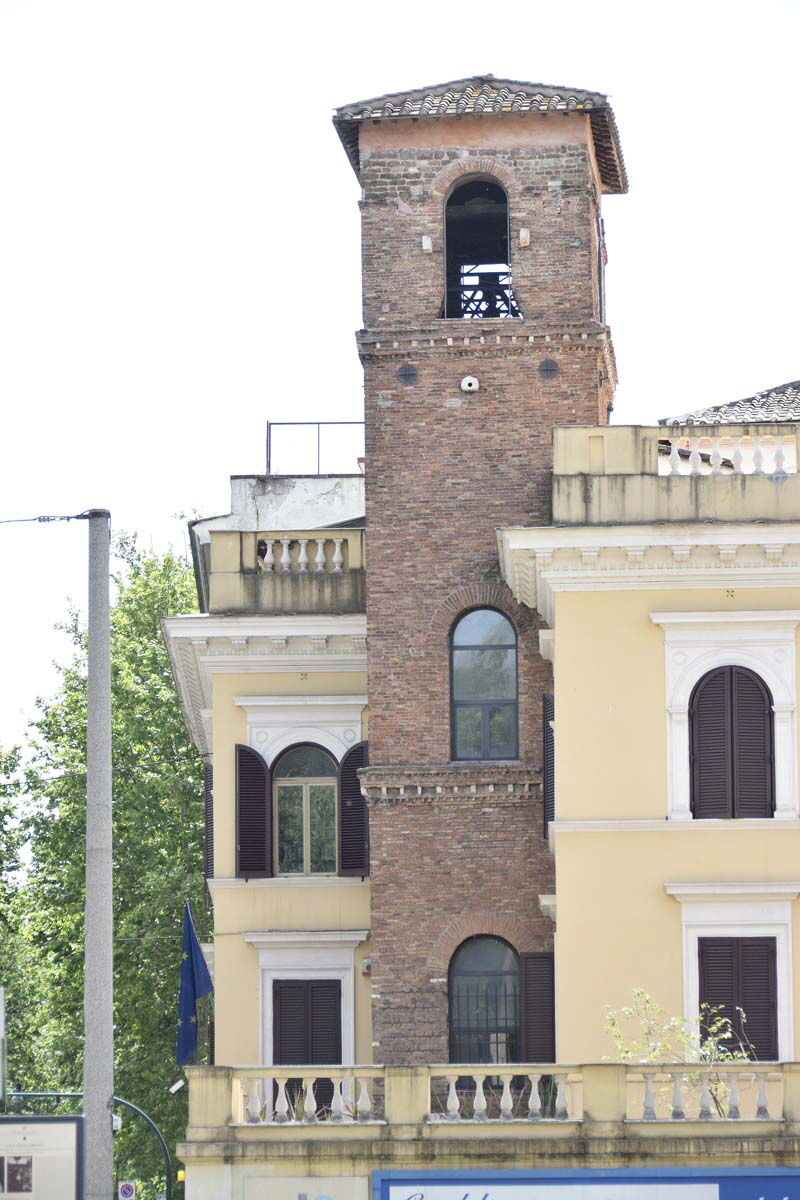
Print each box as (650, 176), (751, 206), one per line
(1, 0), (799, 746)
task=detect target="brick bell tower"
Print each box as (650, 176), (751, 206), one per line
(334, 76), (627, 1063)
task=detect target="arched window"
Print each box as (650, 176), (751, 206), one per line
(273, 744), (338, 874)
(444, 179), (521, 319)
(690, 666), (774, 818)
(235, 741), (369, 879)
(449, 936), (520, 1064)
(451, 608), (518, 761)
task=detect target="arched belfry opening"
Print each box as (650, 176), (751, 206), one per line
(443, 179), (521, 319)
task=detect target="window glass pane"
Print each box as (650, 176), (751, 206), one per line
(455, 706), (482, 758)
(453, 648), (516, 700)
(453, 609), (515, 647)
(277, 785), (304, 872)
(488, 705), (516, 758)
(309, 785), (336, 874)
(275, 746), (336, 778)
(450, 937), (520, 1065)
(454, 936), (519, 975)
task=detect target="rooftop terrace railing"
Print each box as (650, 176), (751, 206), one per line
(266, 421), (365, 476)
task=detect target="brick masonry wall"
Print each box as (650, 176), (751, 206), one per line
(360, 140), (601, 328)
(357, 123), (616, 1062)
(362, 767), (555, 1064)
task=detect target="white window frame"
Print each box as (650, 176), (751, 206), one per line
(243, 929), (368, 1066)
(665, 882), (800, 1060)
(235, 695), (367, 767)
(273, 773), (338, 877)
(650, 611), (800, 821)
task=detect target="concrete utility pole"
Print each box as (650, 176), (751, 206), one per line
(83, 509), (114, 1198)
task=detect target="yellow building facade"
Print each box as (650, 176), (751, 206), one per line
(164, 73), (800, 1200)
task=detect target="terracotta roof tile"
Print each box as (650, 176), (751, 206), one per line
(333, 74), (627, 194)
(660, 380), (800, 425)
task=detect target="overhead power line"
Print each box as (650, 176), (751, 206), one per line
(0, 511), (92, 526)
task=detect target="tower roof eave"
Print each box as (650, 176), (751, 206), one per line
(332, 74), (627, 194)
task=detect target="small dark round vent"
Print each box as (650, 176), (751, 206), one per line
(396, 363), (418, 384)
(539, 359), (559, 379)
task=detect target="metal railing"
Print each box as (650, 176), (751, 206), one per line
(266, 422), (365, 476)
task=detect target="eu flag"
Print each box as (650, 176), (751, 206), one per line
(176, 902), (213, 1065)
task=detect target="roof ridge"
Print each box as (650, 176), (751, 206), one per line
(660, 379), (800, 425)
(335, 75), (609, 114)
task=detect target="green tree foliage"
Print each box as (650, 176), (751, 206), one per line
(0, 539), (205, 1196)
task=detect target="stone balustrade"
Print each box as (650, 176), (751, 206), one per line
(187, 1061), (794, 1131)
(257, 535), (348, 575)
(627, 1063), (781, 1121)
(427, 1067), (576, 1122)
(234, 1066), (385, 1125)
(660, 432), (797, 477)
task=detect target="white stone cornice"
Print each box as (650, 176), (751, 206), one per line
(665, 882), (800, 904)
(162, 613), (367, 757)
(497, 522), (800, 626)
(651, 610), (800, 629)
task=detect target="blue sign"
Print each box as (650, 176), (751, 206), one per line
(373, 1169), (800, 1200)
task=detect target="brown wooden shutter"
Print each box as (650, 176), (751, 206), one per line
(542, 693), (555, 836)
(235, 744), (271, 877)
(520, 952), (555, 1062)
(691, 668), (733, 817)
(339, 741), (369, 876)
(699, 936), (778, 1061)
(698, 936), (737, 1038)
(203, 761), (214, 880)
(273, 981), (309, 1062)
(309, 981), (343, 1063)
(738, 938), (778, 1060)
(273, 980), (342, 1064)
(732, 667), (774, 818)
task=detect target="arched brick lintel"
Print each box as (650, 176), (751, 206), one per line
(426, 912), (539, 973)
(428, 580), (536, 642)
(431, 157), (521, 200)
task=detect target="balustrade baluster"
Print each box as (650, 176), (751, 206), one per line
(698, 1072), (712, 1120)
(669, 438), (682, 475)
(527, 1074), (542, 1120)
(642, 1072), (656, 1120)
(274, 1076), (290, 1123)
(263, 541), (275, 573)
(304, 1077), (317, 1123)
(499, 1073), (513, 1121)
(755, 1072), (769, 1119)
(752, 436), (764, 475)
(279, 538), (291, 573)
(688, 439), (702, 475)
(727, 1074), (740, 1120)
(356, 1077), (372, 1121)
(241, 1086), (253, 1123)
(314, 539), (327, 573)
(331, 1077), (345, 1122)
(774, 438), (787, 477)
(472, 1074), (487, 1121)
(732, 438), (744, 474)
(670, 1072), (685, 1120)
(297, 538), (309, 572)
(445, 1074), (460, 1121)
(710, 436), (722, 475)
(554, 1074), (569, 1120)
(332, 538), (344, 573)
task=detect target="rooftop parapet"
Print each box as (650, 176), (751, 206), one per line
(552, 423), (800, 525)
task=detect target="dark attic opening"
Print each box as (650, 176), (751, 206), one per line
(443, 179), (521, 319)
